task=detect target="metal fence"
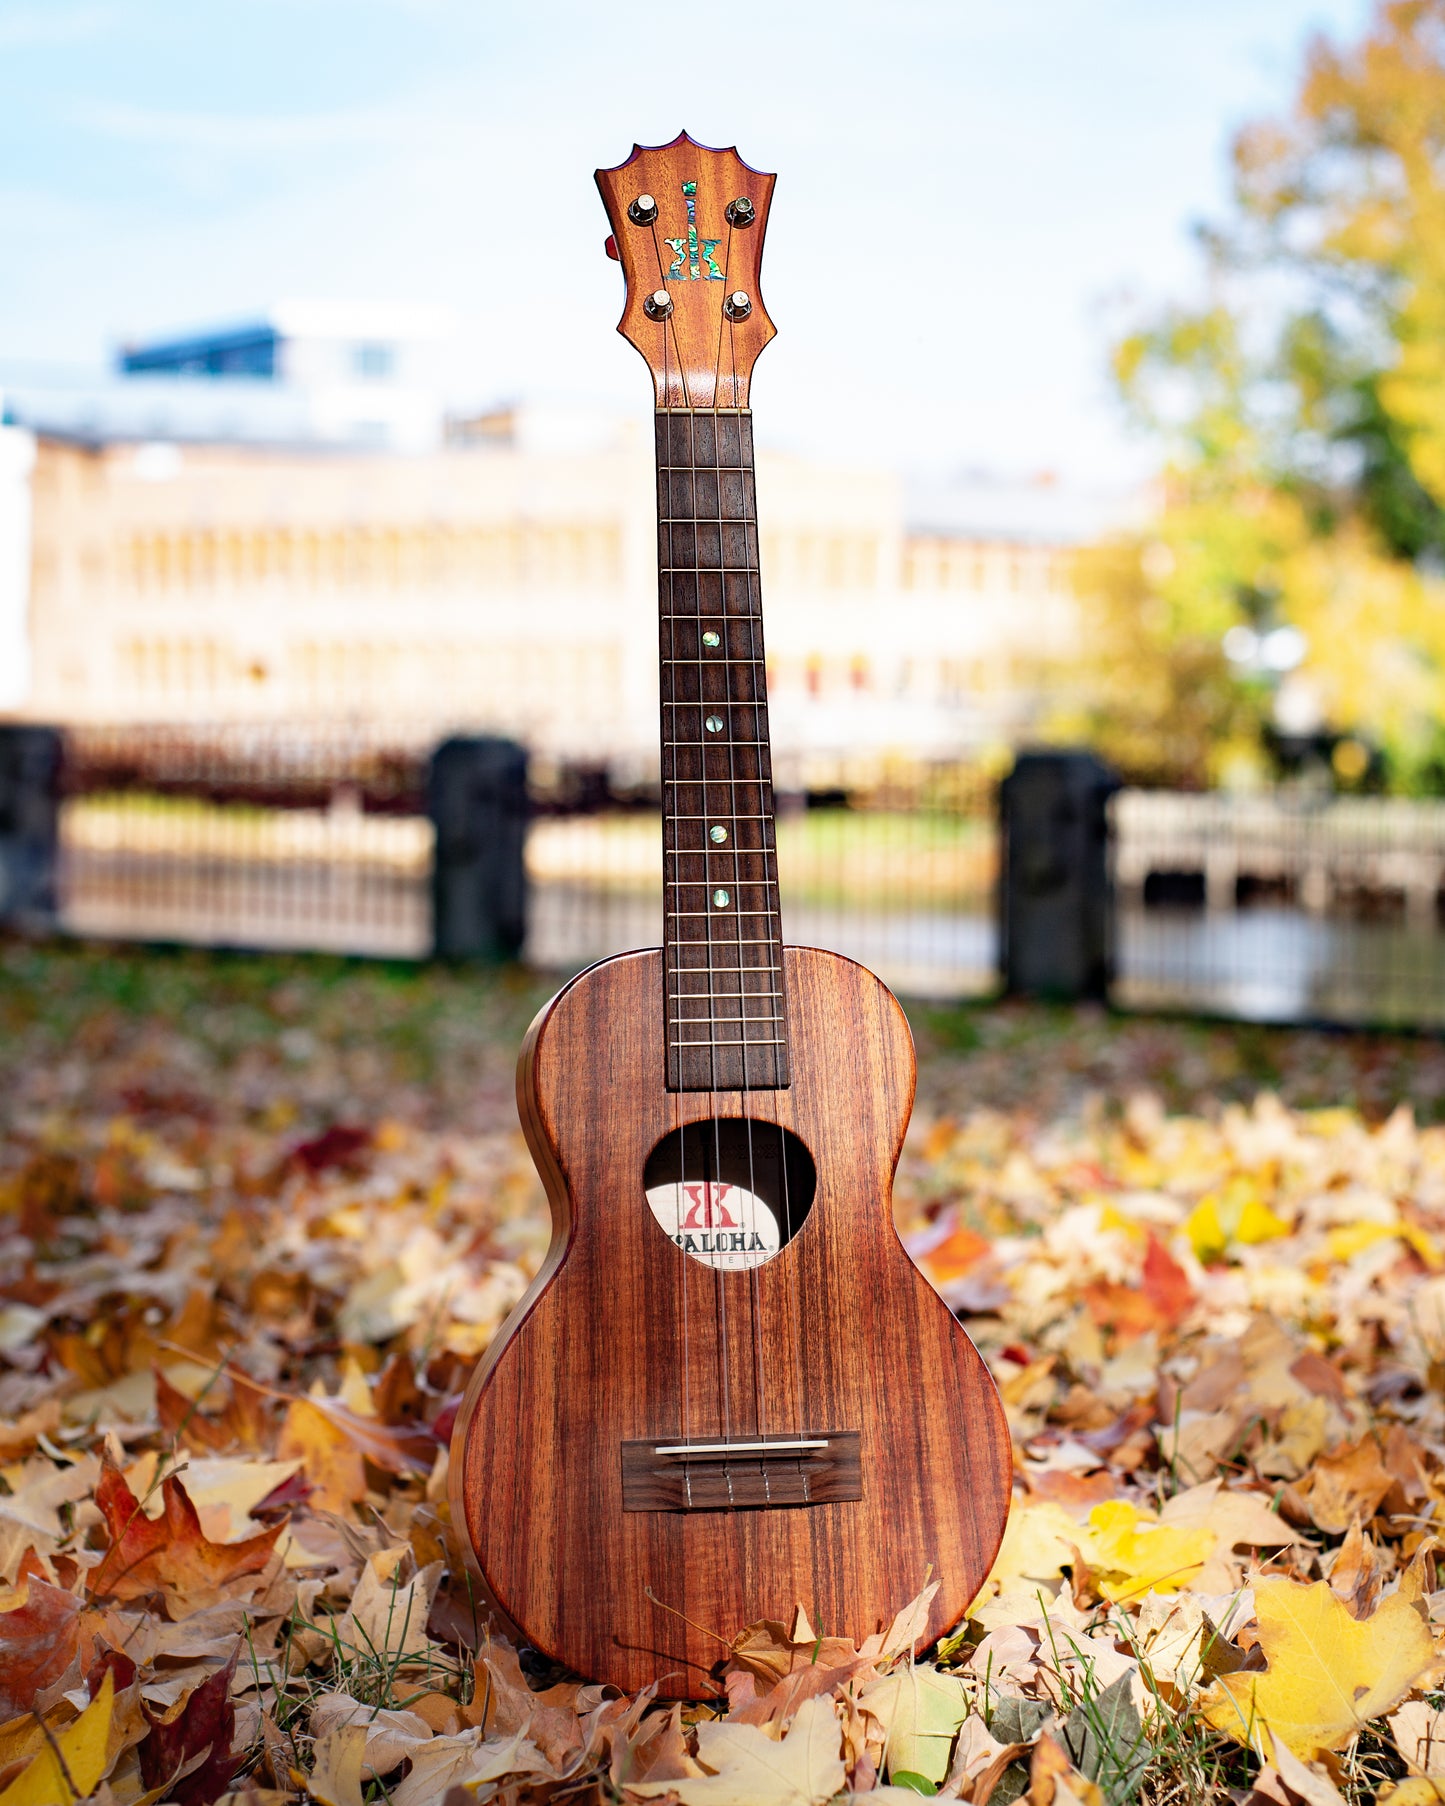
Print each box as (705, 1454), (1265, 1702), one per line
(1112, 789), (1445, 1029)
(56, 726), (436, 958)
(44, 728), (1000, 999)
(14, 725), (1445, 1030)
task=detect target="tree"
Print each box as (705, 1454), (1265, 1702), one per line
(1078, 0), (1445, 791)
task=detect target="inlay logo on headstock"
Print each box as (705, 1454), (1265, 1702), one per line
(664, 181), (725, 283)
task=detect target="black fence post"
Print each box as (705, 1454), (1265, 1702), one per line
(427, 736), (528, 961)
(0, 725), (63, 935)
(999, 749), (1120, 1001)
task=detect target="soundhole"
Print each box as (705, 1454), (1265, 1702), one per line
(643, 1119), (816, 1271)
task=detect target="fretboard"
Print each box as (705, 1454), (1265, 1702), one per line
(657, 409), (789, 1092)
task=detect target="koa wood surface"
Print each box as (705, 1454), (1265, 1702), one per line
(450, 946), (1011, 1697)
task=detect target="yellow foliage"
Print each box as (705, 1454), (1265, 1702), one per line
(1201, 1578), (1437, 1758)
(1186, 1185), (1290, 1262)
(1083, 1501), (1216, 1601)
(0, 1672), (113, 1806)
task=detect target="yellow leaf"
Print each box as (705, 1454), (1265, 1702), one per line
(1326, 1222), (1397, 1263)
(1201, 1578), (1437, 1758)
(1236, 1198), (1292, 1244)
(0, 1671), (113, 1806)
(1380, 1786), (1445, 1805)
(1084, 1500), (1216, 1599)
(296, 1724), (367, 1806)
(858, 1665), (971, 1787)
(1186, 1186), (1291, 1261)
(976, 1499), (1079, 1598)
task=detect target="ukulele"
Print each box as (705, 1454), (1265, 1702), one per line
(450, 131), (1011, 1697)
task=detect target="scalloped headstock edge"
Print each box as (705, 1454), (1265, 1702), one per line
(596, 131), (776, 411)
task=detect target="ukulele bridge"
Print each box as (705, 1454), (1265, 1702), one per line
(620, 1430), (861, 1512)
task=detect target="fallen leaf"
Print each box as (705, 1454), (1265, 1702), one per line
(88, 1459), (281, 1613)
(296, 1724), (366, 1806)
(0, 1669), (113, 1806)
(1293, 1437), (1393, 1534)
(859, 1664), (970, 1787)
(137, 1647), (241, 1806)
(0, 1574), (81, 1717)
(1201, 1577), (1437, 1757)
(625, 1693), (847, 1804)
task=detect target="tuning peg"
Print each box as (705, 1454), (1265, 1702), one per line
(726, 197), (755, 229)
(628, 194), (659, 226)
(605, 235), (619, 261)
(643, 290), (674, 321)
(723, 291), (752, 322)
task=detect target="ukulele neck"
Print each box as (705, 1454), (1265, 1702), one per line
(657, 407), (790, 1093)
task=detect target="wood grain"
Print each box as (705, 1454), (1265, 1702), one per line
(596, 133), (776, 411)
(450, 946), (1012, 1697)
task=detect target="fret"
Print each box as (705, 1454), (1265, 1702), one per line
(669, 1036), (789, 1048)
(667, 936), (782, 949)
(668, 988), (784, 1000)
(656, 408), (786, 1092)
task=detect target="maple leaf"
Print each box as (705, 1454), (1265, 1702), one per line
(1201, 1577), (1438, 1758)
(0, 1573), (81, 1718)
(87, 1456), (282, 1614)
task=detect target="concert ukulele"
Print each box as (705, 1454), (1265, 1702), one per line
(450, 131), (1011, 1696)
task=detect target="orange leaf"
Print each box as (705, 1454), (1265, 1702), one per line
(87, 1458), (281, 1614)
(925, 1225), (991, 1282)
(1141, 1234), (1194, 1324)
(1295, 1437), (1394, 1535)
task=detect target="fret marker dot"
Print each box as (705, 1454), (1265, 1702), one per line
(709, 825), (728, 843)
(712, 889), (730, 907)
(702, 631), (721, 649)
(704, 714), (724, 733)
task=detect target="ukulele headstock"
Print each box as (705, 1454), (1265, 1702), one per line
(596, 131), (776, 411)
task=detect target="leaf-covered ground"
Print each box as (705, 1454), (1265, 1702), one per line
(7, 941), (1445, 1806)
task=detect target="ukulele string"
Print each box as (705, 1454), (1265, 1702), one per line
(728, 292), (804, 1443)
(691, 402), (732, 1457)
(651, 230), (691, 1454)
(713, 223), (768, 1445)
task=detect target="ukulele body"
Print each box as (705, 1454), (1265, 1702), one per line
(450, 944), (1010, 1696)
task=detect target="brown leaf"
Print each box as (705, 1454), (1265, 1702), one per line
(1325, 1518), (1381, 1619)
(1294, 1436), (1394, 1534)
(88, 1457), (282, 1614)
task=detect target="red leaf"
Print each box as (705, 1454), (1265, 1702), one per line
(0, 1574), (81, 1717)
(139, 1647), (240, 1806)
(289, 1124), (371, 1174)
(88, 1457), (282, 1614)
(1141, 1233), (1195, 1325)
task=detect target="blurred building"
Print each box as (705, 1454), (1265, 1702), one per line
(2, 308), (1085, 764)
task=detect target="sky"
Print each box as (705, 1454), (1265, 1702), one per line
(0, 0), (1376, 493)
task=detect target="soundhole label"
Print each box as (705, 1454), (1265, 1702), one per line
(645, 1179), (780, 1270)
(643, 1118), (817, 1272)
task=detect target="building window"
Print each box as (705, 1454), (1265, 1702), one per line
(353, 342), (395, 380)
